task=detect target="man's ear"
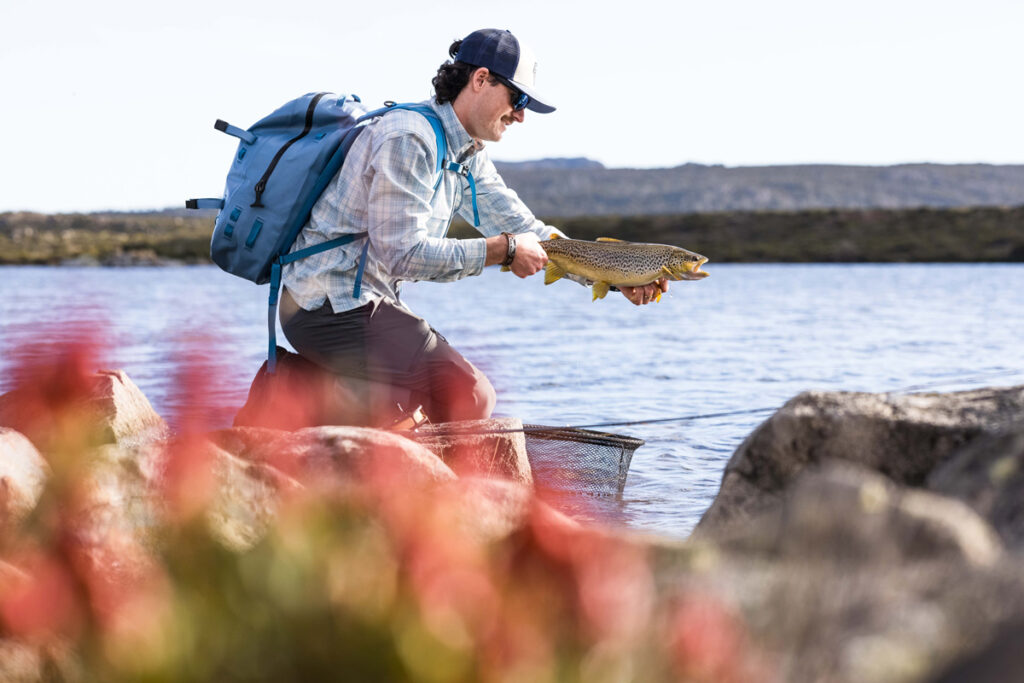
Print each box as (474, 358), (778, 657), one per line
(471, 67), (490, 91)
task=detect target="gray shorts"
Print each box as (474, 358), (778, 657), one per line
(280, 290), (495, 423)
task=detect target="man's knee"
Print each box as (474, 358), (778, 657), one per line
(433, 364), (495, 422)
(470, 372), (496, 420)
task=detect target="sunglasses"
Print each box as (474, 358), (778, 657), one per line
(492, 74), (530, 112)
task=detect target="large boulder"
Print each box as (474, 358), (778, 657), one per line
(0, 369), (167, 452)
(650, 461), (1024, 683)
(0, 639), (43, 683)
(658, 536), (1024, 683)
(712, 462), (1003, 568)
(211, 425), (456, 490)
(696, 386), (1024, 536)
(0, 428), (50, 532)
(204, 443), (303, 551)
(84, 370), (168, 446)
(927, 421), (1024, 549)
(450, 477), (539, 541)
(76, 437), (301, 552)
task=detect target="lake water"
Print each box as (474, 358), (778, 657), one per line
(2, 263), (1023, 538)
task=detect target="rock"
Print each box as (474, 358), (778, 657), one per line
(927, 421), (1024, 549)
(204, 443), (302, 551)
(85, 370), (168, 446)
(216, 425), (457, 490)
(75, 437), (301, 552)
(0, 639), (43, 683)
(714, 462), (1003, 568)
(927, 617), (1024, 682)
(0, 369), (167, 452)
(697, 386), (1024, 536)
(655, 510), (1024, 683)
(75, 442), (164, 546)
(207, 426), (287, 462)
(408, 418), (533, 485)
(450, 477), (536, 541)
(0, 428), (50, 532)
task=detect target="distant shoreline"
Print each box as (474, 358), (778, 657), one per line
(3, 205), (1023, 265)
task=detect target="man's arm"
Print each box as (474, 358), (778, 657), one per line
(366, 128), (488, 282)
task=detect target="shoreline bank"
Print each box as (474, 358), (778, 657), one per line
(3, 204), (1023, 265)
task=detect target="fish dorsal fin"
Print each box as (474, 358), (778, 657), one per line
(548, 233), (563, 240)
(596, 237), (628, 243)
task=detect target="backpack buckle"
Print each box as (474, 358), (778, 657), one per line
(445, 160), (469, 177)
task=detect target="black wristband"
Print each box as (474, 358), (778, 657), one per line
(501, 232), (517, 267)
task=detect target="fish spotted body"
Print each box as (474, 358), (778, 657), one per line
(532, 235), (709, 301)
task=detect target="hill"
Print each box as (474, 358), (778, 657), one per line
(492, 161), (1024, 216)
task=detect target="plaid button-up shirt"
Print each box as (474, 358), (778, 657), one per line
(282, 99), (567, 313)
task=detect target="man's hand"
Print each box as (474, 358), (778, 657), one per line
(486, 232), (548, 277)
(508, 232), (547, 278)
(620, 278), (669, 305)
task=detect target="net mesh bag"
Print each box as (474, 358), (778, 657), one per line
(522, 425), (644, 497)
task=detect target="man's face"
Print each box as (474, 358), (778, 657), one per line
(466, 71), (526, 143)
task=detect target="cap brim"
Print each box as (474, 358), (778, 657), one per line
(512, 80), (556, 114)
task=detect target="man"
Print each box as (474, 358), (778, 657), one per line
(280, 28), (667, 425)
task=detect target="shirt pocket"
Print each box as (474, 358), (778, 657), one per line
(427, 175), (460, 236)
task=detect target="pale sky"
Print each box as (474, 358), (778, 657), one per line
(1, 0), (1021, 213)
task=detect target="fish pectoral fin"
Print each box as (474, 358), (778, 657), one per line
(596, 237), (628, 243)
(660, 265), (678, 279)
(544, 261), (566, 285)
(591, 281), (611, 301)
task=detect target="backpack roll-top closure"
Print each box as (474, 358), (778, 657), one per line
(250, 93), (328, 208)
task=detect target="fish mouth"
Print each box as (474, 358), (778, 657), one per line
(675, 257), (709, 281)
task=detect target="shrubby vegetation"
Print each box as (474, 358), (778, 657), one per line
(0, 212), (211, 265)
(0, 340), (761, 682)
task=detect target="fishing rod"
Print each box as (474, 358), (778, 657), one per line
(439, 367), (1024, 436)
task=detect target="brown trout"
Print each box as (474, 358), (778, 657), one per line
(536, 235), (709, 301)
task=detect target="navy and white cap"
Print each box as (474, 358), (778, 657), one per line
(454, 28), (556, 114)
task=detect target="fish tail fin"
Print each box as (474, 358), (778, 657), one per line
(592, 281), (610, 301)
(544, 261), (566, 285)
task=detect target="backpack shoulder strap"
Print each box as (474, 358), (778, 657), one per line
(358, 103), (448, 185)
(377, 103), (479, 226)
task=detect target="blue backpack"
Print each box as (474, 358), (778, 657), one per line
(187, 92), (478, 372)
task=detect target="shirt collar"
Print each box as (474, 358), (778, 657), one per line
(427, 99), (484, 163)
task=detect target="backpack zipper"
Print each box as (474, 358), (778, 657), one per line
(251, 92), (328, 208)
